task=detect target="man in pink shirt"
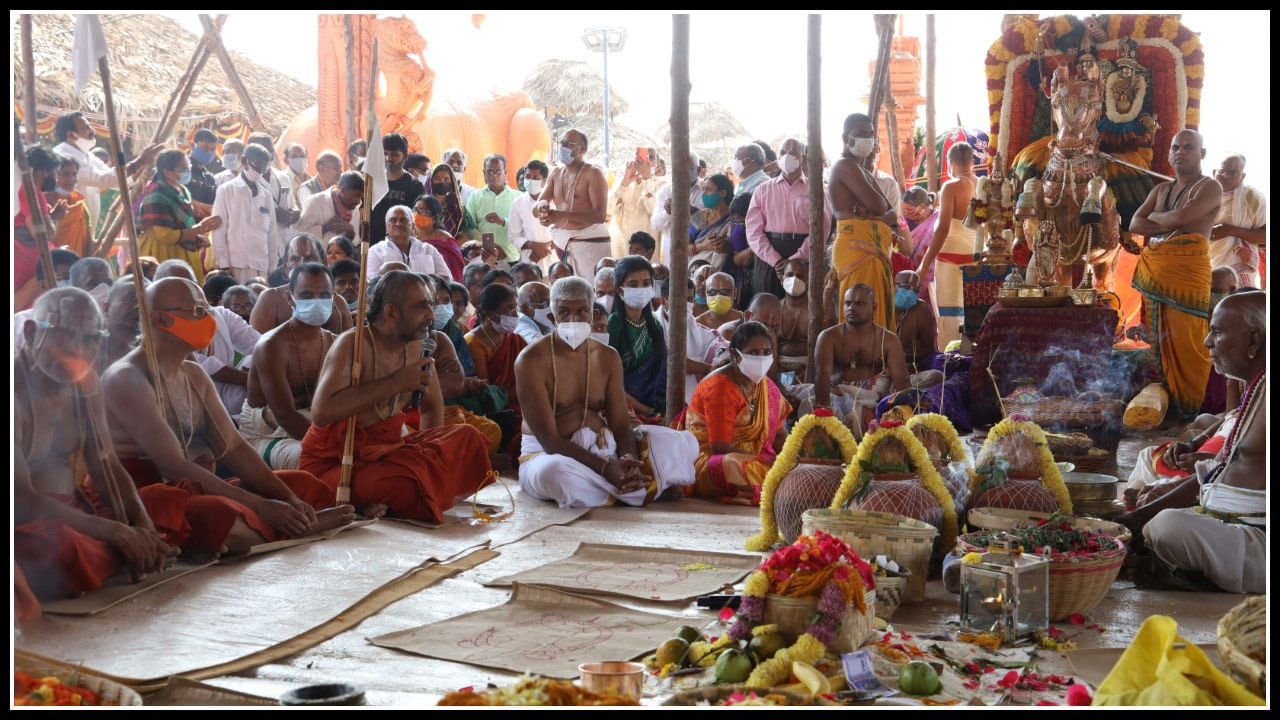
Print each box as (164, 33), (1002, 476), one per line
(745, 138), (833, 298)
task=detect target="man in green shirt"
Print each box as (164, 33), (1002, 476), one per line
(465, 154), (522, 264)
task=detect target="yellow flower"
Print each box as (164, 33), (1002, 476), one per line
(751, 624), (779, 637)
(744, 570), (770, 598)
(747, 414), (859, 551)
(961, 552), (985, 565)
(970, 418), (1072, 513)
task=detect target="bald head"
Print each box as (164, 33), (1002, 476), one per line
(1206, 291), (1265, 381)
(153, 259), (196, 282)
(24, 287), (105, 383)
(148, 276), (204, 309)
(895, 269), (921, 292)
(1169, 129), (1207, 175)
(32, 286), (103, 328)
(1215, 154), (1246, 193)
(747, 292), (781, 314)
(517, 280), (549, 307)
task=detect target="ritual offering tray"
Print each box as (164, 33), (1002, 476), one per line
(438, 675), (639, 706)
(803, 510), (937, 603)
(1056, 447), (1112, 473)
(13, 659), (142, 706)
(1007, 394), (1125, 430)
(965, 507), (1131, 547)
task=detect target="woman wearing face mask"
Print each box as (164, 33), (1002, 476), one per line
(428, 164), (477, 241)
(47, 156), (93, 258)
(607, 255), (667, 422)
(413, 195), (467, 281)
(465, 282), (527, 419)
(901, 187), (939, 285)
(137, 149), (222, 284)
(689, 174), (736, 271)
(677, 321), (791, 504)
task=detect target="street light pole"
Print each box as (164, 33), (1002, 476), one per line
(582, 26), (626, 167)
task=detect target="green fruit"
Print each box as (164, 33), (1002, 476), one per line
(674, 625), (704, 644)
(656, 638), (690, 668)
(714, 648), (754, 684)
(747, 630), (787, 661)
(898, 660), (943, 696)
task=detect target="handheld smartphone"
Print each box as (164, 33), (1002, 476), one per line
(482, 232), (495, 254)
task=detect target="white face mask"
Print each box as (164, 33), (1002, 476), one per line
(731, 158), (745, 177)
(556, 321), (591, 349)
(621, 286), (655, 310)
(74, 134), (96, 153)
(288, 157), (308, 175)
(497, 314), (520, 333)
(558, 146), (574, 165)
(777, 154), (801, 175)
(355, 155), (367, 168)
(737, 352), (773, 384)
(535, 307), (555, 329)
(591, 331), (610, 346)
(849, 137), (875, 158)
(525, 179), (543, 196)
(782, 276), (806, 297)
(222, 153), (241, 172)
(243, 167), (263, 184)
(597, 294), (615, 313)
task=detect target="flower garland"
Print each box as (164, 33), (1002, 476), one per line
(970, 416), (1073, 513)
(829, 420), (958, 551)
(907, 412), (974, 487)
(746, 410), (860, 552)
(725, 533), (873, 689)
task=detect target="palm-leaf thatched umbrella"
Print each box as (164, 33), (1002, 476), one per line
(522, 59), (629, 118)
(656, 102), (755, 175)
(13, 13), (315, 145)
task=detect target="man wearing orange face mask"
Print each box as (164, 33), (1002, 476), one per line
(15, 288), (178, 607)
(102, 278), (355, 559)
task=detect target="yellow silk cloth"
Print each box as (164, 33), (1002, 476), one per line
(138, 226), (207, 284)
(442, 405), (502, 455)
(1132, 233), (1211, 416)
(832, 217), (894, 329)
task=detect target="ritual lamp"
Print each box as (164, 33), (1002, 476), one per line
(959, 534), (1049, 642)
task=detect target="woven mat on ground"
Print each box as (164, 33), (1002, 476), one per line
(485, 543), (760, 602)
(15, 518), (496, 685)
(143, 677), (277, 706)
(384, 483), (590, 551)
(369, 583), (677, 678)
(40, 519), (376, 616)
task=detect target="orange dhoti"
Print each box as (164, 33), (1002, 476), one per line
(1132, 233), (1213, 417)
(299, 414), (493, 524)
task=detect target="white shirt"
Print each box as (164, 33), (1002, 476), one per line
(211, 175), (277, 272)
(508, 192), (554, 249)
(459, 182), (477, 207)
(195, 306), (261, 419)
(652, 182), (705, 258)
(54, 141), (118, 192)
(515, 313), (551, 345)
(214, 169), (237, 187)
(12, 308), (36, 356)
(296, 189), (344, 244)
(875, 170), (902, 218)
(736, 169), (768, 196)
(657, 305), (722, 403)
(366, 238), (451, 280)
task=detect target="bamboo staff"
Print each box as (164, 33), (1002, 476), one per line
(345, 15), (357, 147)
(13, 130), (58, 291)
(664, 14), (691, 423)
(21, 15), (37, 143)
(925, 14), (938, 193)
(805, 13), (825, 376)
(199, 14), (264, 132)
(336, 39), (380, 505)
(867, 15), (896, 129)
(98, 50), (166, 411)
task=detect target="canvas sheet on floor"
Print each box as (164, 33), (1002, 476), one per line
(384, 482), (591, 552)
(485, 543), (760, 602)
(16, 520), (475, 679)
(369, 583), (678, 678)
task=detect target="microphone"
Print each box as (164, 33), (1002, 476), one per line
(407, 333), (438, 409)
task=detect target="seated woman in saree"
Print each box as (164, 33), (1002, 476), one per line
(688, 173), (736, 271)
(679, 321), (791, 505)
(464, 282), (527, 420)
(606, 255), (667, 423)
(412, 195), (467, 281)
(427, 163), (477, 241)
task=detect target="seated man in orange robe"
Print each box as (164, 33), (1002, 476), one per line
(15, 288), (175, 602)
(103, 278), (354, 558)
(302, 270), (493, 523)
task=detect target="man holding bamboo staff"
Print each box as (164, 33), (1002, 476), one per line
(302, 270), (493, 524)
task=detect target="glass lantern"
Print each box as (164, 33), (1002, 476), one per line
(959, 534), (1050, 642)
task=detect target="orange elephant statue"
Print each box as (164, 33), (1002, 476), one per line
(279, 14), (549, 188)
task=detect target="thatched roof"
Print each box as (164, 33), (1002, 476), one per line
(522, 59), (629, 118)
(547, 114), (656, 176)
(13, 13), (315, 141)
(652, 101), (756, 174)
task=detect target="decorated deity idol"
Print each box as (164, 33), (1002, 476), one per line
(965, 152), (1015, 261)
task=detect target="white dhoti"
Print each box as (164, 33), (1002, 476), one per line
(519, 425), (698, 508)
(931, 218), (975, 349)
(555, 224), (613, 280)
(791, 378), (892, 437)
(1144, 505), (1266, 594)
(238, 403), (306, 470)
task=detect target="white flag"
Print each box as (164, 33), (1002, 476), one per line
(363, 113), (388, 213)
(72, 14), (108, 95)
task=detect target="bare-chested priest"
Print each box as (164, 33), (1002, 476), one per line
(534, 129), (611, 280)
(828, 113), (894, 329)
(795, 284), (908, 437)
(103, 277), (353, 557)
(16, 288), (176, 601)
(516, 276), (698, 508)
(302, 270), (493, 523)
(240, 262), (336, 470)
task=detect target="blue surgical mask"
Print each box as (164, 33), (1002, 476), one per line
(894, 287), (919, 311)
(293, 297), (333, 326)
(191, 147), (215, 166)
(432, 303), (454, 329)
(558, 146), (574, 166)
(694, 293), (707, 305)
(178, 168), (193, 186)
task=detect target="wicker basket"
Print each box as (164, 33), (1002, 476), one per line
(965, 507), (1132, 547)
(802, 509), (938, 603)
(1011, 395), (1125, 428)
(764, 590), (876, 654)
(874, 571), (909, 620)
(1217, 595), (1266, 698)
(957, 531), (1125, 621)
(1058, 448), (1112, 473)
(14, 656), (143, 706)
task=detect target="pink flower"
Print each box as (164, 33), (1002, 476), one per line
(998, 671), (1020, 689)
(719, 606), (735, 622)
(1066, 683), (1092, 706)
(1068, 613), (1087, 625)
(963, 680), (980, 691)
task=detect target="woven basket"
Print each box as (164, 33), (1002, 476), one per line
(1012, 395), (1125, 428)
(1057, 449), (1112, 473)
(802, 509), (937, 603)
(764, 590), (876, 654)
(1217, 595), (1266, 698)
(874, 571), (910, 620)
(965, 507), (1132, 547)
(1043, 431), (1094, 456)
(14, 657), (143, 706)
(957, 531), (1125, 621)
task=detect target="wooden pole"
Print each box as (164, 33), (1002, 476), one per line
(199, 14), (264, 132)
(925, 14), (938, 193)
(867, 15), (896, 129)
(665, 14), (691, 423)
(883, 84), (905, 193)
(99, 54), (166, 411)
(805, 13), (825, 377)
(21, 15), (37, 143)
(345, 15), (357, 148)
(337, 40), (380, 504)
(14, 133), (58, 290)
